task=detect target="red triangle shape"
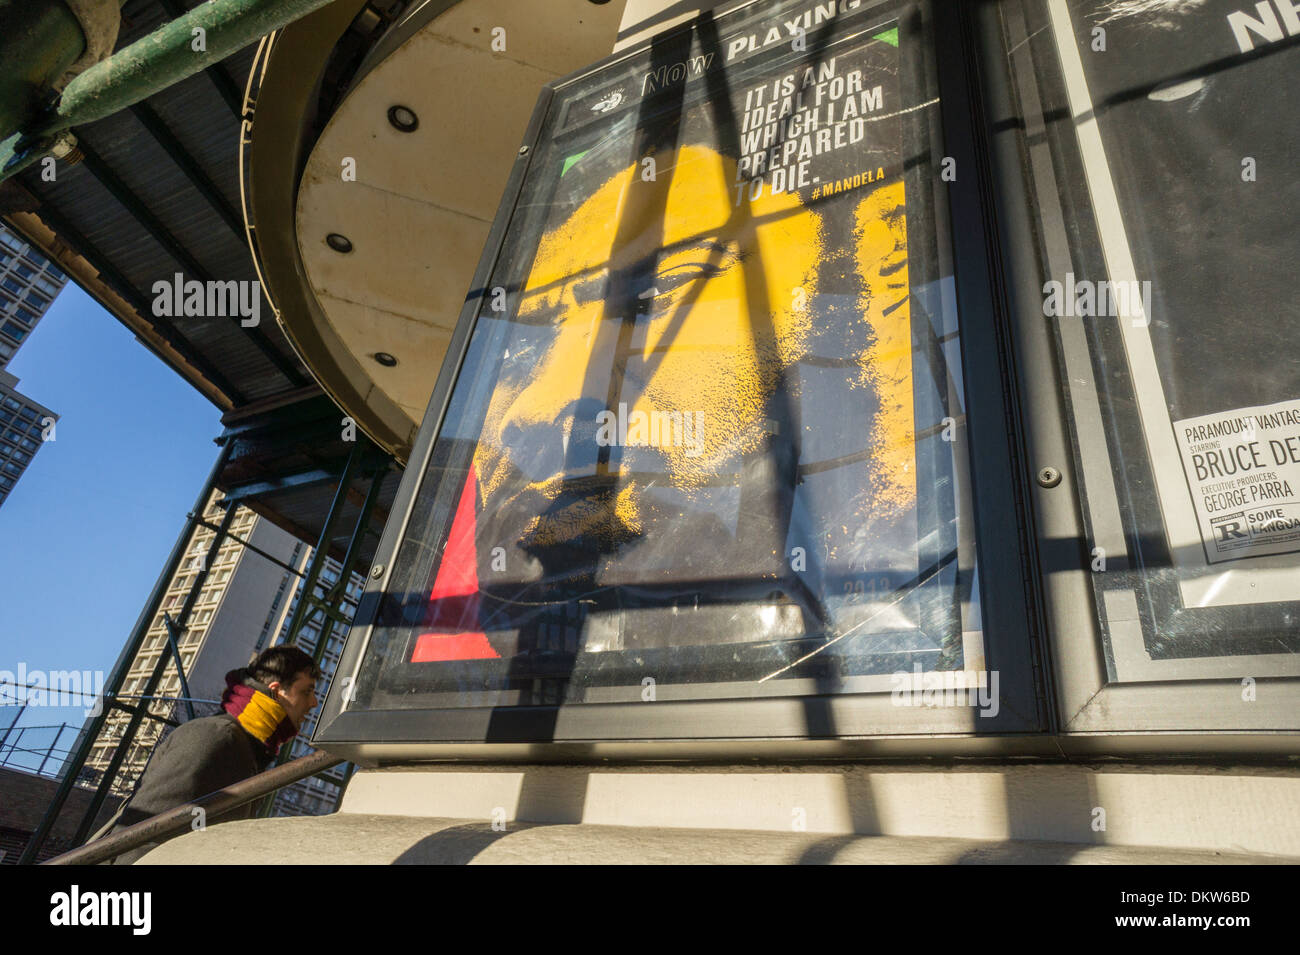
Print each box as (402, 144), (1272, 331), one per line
(411, 464), (499, 662)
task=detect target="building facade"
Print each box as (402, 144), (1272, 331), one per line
(0, 223), (66, 511)
(0, 372), (56, 512)
(0, 224), (65, 368)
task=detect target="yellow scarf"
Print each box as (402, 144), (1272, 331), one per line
(235, 689), (289, 744)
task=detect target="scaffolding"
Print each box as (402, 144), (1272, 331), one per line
(18, 433), (393, 863)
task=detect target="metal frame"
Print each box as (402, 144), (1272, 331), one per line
(975, 0), (1300, 735)
(314, 0), (1049, 760)
(251, 435), (389, 815)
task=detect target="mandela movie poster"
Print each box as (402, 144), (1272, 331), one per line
(369, 2), (976, 705)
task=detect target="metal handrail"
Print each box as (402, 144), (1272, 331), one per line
(41, 750), (343, 865)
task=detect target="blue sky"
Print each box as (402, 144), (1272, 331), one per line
(0, 284), (220, 760)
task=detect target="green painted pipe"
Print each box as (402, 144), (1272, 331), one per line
(0, 0), (86, 138)
(47, 0), (341, 133)
(1, 0), (341, 181)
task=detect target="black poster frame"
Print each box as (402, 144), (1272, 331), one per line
(315, 0), (1049, 757)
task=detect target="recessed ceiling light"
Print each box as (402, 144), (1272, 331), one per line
(374, 352), (398, 367)
(387, 105), (419, 132)
(326, 233), (353, 253)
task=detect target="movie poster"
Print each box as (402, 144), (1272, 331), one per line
(1057, 0), (1300, 589)
(370, 2), (977, 704)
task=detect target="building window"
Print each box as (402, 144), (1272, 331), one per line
(0, 321), (24, 342)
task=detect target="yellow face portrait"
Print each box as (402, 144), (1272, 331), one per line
(474, 143), (824, 553)
(853, 180), (915, 521)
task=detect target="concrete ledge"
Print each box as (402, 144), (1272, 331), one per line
(136, 814), (1283, 865)
(333, 762), (1300, 857)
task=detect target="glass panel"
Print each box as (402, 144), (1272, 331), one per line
(1004, 0), (1299, 683)
(353, 0), (987, 713)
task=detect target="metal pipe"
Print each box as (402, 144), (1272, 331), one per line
(192, 515), (307, 577)
(117, 694), (221, 706)
(161, 613), (197, 722)
(0, 0), (86, 138)
(309, 465), (386, 668)
(0, 701), (26, 754)
(50, 0), (340, 133)
(317, 466), (384, 616)
(5, 727), (25, 765)
(68, 500), (238, 847)
(43, 750), (343, 865)
(154, 0), (247, 122)
(35, 723), (69, 777)
(18, 440), (233, 865)
(1, 0), (341, 182)
(281, 437), (366, 645)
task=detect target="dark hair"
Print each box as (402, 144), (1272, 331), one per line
(248, 646), (321, 687)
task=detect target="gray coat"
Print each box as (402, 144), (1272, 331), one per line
(100, 713), (274, 864)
